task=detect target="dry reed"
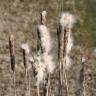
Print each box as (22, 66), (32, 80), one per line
(36, 10), (55, 96)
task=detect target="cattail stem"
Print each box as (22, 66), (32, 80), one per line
(37, 82), (40, 96)
(13, 71), (16, 96)
(83, 78), (86, 96)
(81, 57), (86, 96)
(46, 73), (51, 96)
(59, 62), (63, 96)
(25, 70), (31, 96)
(43, 77), (46, 96)
(28, 71), (31, 96)
(63, 70), (70, 96)
(25, 68), (29, 96)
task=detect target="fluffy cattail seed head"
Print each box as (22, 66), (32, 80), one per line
(41, 10), (47, 25)
(60, 12), (76, 28)
(42, 11), (47, 17)
(37, 25), (51, 53)
(34, 54), (46, 84)
(21, 43), (30, 69)
(58, 12), (75, 70)
(81, 57), (86, 63)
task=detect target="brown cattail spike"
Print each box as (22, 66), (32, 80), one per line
(9, 35), (15, 71)
(21, 44), (29, 69)
(23, 49), (27, 68)
(40, 11), (47, 25)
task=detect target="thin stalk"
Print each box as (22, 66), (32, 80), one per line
(43, 77), (46, 96)
(28, 71), (31, 96)
(81, 57), (86, 96)
(59, 61), (63, 96)
(25, 68), (29, 96)
(83, 78), (86, 96)
(63, 70), (70, 96)
(37, 82), (40, 96)
(25, 69), (31, 96)
(13, 71), (16, 96)
(46, 73), (50, 96)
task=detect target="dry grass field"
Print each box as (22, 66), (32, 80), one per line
(0, 0), (96, 96)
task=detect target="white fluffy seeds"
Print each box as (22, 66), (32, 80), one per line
(38, 25), (51, 52)
(60, 12), (76, 28)
(59, 12), (75, 69)
(21, 43), (30, 54)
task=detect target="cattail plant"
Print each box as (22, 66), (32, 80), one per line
(57, 12), (75, 96)
(9, 34), (16, 96)
(33, 10), (55, 96)
(21, 43), (30, 96)
(37, 10), (47, 54)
